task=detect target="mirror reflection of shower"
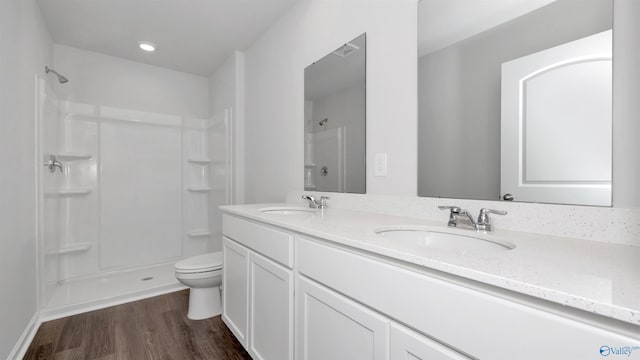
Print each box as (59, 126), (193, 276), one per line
(45, 66), (69, 84)
(304, 33), (366, 194)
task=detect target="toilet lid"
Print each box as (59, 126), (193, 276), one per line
(175, 252), (223, 272)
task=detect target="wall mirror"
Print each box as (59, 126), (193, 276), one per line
(417, 0), (613, 206)
(304, 33), (366, 194)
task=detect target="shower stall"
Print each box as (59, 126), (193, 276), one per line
(37, 67), (234, 318)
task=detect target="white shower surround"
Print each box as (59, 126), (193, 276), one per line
(38, 100), (225, 310)
(34, 44), (236, 320)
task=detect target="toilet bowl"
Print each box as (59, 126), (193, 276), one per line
(175, 252), (223, 320)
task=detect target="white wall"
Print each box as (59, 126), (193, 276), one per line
(613, 0), (640, 207)
(210, 51), (246, 206)
(0, 0), (52, 357)
(210, 53), (238, 119)
(54, 45), (210, 118)
(244, 0), (417, 203)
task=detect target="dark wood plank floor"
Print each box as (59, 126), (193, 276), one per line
(24, 290), (252, 360)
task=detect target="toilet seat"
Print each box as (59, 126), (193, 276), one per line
(175, 252), (223, 274)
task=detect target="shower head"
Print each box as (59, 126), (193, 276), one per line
(45, 66), (69, 84)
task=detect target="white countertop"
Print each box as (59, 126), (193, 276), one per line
(220, 203), (640, 327)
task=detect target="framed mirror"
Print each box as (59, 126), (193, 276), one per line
(417, 0), (613, 206)
(304, 33), (366, 194)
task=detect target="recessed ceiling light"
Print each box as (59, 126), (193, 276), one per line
(138, 41), (156, 52)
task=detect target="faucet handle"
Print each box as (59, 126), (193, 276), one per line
(479, 208), (507, 215)
(319, 196), (330, 207)
(477, 208), (507, 223)
(438, 206), (461, 227)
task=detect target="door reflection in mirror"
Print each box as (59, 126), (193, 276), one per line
(417, 0), (612, 206)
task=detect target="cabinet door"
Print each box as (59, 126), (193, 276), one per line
(249, 252), (294, 360)
(390, 323), (470, 360)
(222, 237), (249, 347)
(296, 275), (388, 360)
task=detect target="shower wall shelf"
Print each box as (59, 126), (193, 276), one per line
(187, 186), (212, 193)
(187, 229), (211, 238)
(54, 153), (93, 161)
(187, 158), (211, 165)
(48, 242), (92, 255)
(46, 188), (92, 196)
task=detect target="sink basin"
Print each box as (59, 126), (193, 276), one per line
(375, 227), (515, 252)
(258, 206), (316, 216)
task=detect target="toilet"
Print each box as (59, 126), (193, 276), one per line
(174, 252), (223, 320)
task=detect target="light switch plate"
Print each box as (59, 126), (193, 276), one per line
(375, 153), (387, 177)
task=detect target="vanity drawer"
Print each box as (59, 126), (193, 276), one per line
(223, 214), (294, 268)
(297, 236), (639, 360)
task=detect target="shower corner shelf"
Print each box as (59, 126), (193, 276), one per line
(187, 229), (211, 238)
(304, 163), (316, 168)
(46, 188), (92, 196)
(187, 158), (212, 165)
(48, 242), (92, 255)
(54, 153), (93, 161)
(187, 186), (212, 193)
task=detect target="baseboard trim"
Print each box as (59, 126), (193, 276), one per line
(7, 311), (41, 360)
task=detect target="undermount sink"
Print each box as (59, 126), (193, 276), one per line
(258, 206), (316, 216)
(375, 226), (516, 252)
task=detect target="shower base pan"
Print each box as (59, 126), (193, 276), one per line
(41, 261), (186, 321)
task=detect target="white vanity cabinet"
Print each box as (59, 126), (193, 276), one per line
(222, 238), (249, 346)
(295, 273), (470, 360)
(389, 323), (471, 360)
(295, 275), (389, 360)
(221, 212), (639, 360)
(222, 215), (294, 360)
(296, 236), (640, 360)
(248, 251), (293, 360)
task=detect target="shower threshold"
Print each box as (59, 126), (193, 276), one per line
(41, 261), (186, 321)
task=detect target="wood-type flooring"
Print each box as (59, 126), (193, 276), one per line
(24, 290), (251, 360)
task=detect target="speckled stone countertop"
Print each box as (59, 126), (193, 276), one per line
(220, 203), (640, 327)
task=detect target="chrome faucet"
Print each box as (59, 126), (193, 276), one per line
(302, 195), (329, 209)
(43, 155), (63, 173)
(438, 206), (507, 232)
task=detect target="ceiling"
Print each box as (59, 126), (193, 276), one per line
(37, 0), (299, 76)
(418, 0), (557, 57)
